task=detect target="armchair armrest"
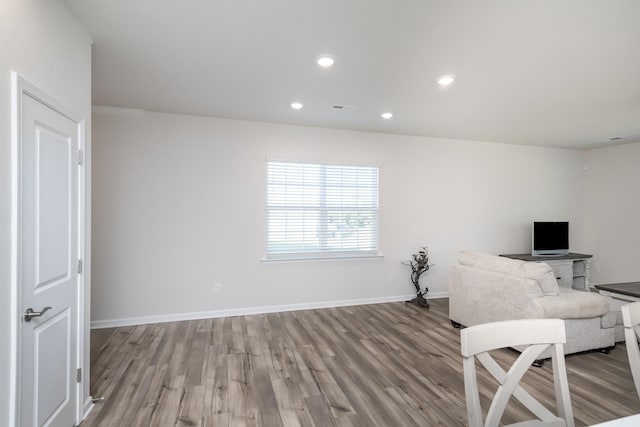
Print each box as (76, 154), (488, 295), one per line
(533, 288), (609, 319)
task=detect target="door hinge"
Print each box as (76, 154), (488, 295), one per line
(77, 149), (84, 165)
(76, 368), (82, 383)
(77, 259), (83, 274)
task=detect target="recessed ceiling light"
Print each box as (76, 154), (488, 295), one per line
(438, 74), (455, 86)
(316, 55), (335, 68)
(291, 102), (303, 110)
(381, 112), (393, 119)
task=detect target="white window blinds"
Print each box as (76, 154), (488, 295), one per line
(266, 161), (379, 259)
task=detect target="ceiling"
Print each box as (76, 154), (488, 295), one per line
(64, 0), (640, 150)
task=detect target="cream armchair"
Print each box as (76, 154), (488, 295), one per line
(448, 252), (616, 357)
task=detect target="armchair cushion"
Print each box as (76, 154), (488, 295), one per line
(459, 251), (560, 295)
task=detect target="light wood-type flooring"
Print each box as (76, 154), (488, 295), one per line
(81, 299), (639, 426)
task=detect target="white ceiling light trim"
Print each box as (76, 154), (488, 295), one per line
(437, 74), (455, 86)
(316, 55), (335, 68)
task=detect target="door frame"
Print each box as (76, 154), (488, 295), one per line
(10, 72), (88, 426)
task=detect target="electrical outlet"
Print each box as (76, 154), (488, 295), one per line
(214, 282), (222, 293)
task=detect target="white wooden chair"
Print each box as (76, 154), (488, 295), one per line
(460, 318), (575, 427)
(621, 302), (640, 400)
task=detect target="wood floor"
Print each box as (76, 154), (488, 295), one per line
(81, 299), (639, 427)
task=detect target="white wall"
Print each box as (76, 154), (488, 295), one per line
(584, 141), (640, 284)
(0, 0), (92, 423)
(92, 110), (586, 325)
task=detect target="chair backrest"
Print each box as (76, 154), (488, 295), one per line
(460, 318), (574, 427)
(621, 302), (640, 400)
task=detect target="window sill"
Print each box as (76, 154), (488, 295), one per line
(260, 253), (384, 263)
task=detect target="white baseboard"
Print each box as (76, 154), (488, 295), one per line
(90, 292), (449, 329)
(82, 397), (94, 422)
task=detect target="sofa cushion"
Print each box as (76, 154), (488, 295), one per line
(459, 251), (560, 296)
(534, 288), (610, 319)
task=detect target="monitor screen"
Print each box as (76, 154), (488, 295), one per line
(532, 221), (569, 256)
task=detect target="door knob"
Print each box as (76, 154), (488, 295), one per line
(24, 306), (52, 322)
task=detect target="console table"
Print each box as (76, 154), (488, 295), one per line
(500, 253), (593, 290)
(594, 282), (640, 302)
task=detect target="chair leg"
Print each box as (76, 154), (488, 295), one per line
(532, 359), (545, 368)
(599, 345), (615, 354)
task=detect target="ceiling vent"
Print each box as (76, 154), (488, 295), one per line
(332, 104), (355, 110)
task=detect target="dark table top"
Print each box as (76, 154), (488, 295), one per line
(500, 253), (593, 262)
(594, 282), (640, 298)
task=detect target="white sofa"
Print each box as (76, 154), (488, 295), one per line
(448, 252), (616, 357)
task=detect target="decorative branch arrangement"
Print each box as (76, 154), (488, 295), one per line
(405, 247), (432, 308)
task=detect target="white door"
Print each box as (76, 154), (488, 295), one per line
(19, 92), (80, 427)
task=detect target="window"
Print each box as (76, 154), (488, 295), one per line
(266, 161), (379, 260)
